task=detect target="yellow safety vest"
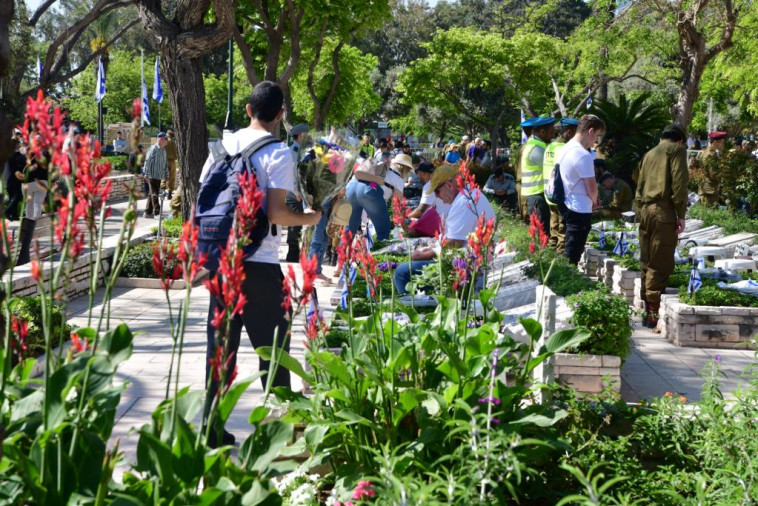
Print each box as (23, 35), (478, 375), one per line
(543, 140), (565, 206)
(520, 137), (547, 196)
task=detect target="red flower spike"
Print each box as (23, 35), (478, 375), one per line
(70, 332), (89, 355)
(203, 232), (247, 330)
(30, 259), (41, 282)
(391, 196), (410, 227)
(11, 317), (29, 356)
(236, 171), (264, 240)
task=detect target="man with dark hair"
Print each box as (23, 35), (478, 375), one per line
(483, 168), (516, 209)
(635, 124), (688, 330)
(199, 81), (321, 447)
(558, 114), (605, 265)
(543, 118), (577, 252)
(520, 117), (555, 237)
(594, 172), (633, 220)
(374, 140), (390, 161)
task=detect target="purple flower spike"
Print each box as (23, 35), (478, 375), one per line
(714, 354), (722, 363)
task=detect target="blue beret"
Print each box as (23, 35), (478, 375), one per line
(520, 117), (537, 128)
(531, 116), (556, 128)
(290, 124), (310, 136)
(560, 118), (579, 127)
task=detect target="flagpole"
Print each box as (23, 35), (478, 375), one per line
(97, 56), (105, 146)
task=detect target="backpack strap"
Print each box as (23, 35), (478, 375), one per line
(238, 134), (282, 161)
(211, 140), (228, 162)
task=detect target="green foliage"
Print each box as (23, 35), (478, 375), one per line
(150, 216), (183, 238)
(618, 255), (641, 271)
(687, 204), (758, 235)
(679, 284), (758, 308)
(291, 41), (381, 127)
(526, 256), (601, 296)
(590, 93), (671, 181)
(497, 210), (533, 261)
(121, 241), (179, 279)
(7, 296), (71, 358)
(568, 288), (633, 360)
(64, 50), (173, 130)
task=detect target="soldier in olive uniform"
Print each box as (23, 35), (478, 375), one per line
(635, 124), (689, 329)
(692, 131), (726, 207)
(594, 172), (633, 220)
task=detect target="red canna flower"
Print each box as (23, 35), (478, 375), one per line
(208, 345), (237, 394)
(300, 251), (318, 302)
(457, 160), (481, 204)
(11, 316), (29, 356)
(235, 171), (265, 240)
(30, 259), (41, 282)
(70, 332), (89, 355)
(203, 231), (247, 330)
(152, 239), (181, 291)
(529, 242), (536, 254)
(336, 228), (357, 273)
(391, 196), (410, 227)
(305, 309), (329, 345)
(177, 209), (207, 284)
(467, 215), (496, 271)
(354, 238), (381, 297)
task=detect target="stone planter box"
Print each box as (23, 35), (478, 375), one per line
(579, 248), (607, 280)
(659, 294), (758, 349)
(115, 270), (208, 290)
(554, 353), (621, 394)
(600, 257), (618, 289)
(611, 265), (641, 303)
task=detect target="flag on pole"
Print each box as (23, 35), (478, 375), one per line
(597, 230), (606, 249)
(612, 232), (628, 256)
(36, 55), (43, 84)
(339, 265), (357, 309)
(586, 97), (593, 110)
(520, 109), (528, 144)
(152, 57), (163, 103)
(687, 266), (702, 294)
(95, 57), (106, 103)
(141, 52), (151, 126)
(366, 222), (376, 250)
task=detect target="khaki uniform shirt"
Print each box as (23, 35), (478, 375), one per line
(165, 139), (178, 161)
(635, 139), (688, 218)
(692, 147), (719, 194)
(608, 179), (633, 214)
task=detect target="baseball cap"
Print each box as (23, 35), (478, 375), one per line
(426, 163), (459, 195)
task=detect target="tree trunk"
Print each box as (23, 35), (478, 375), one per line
(162, 53), (208, 221)
(0, 0), (13, 164)
(672, 58), (705, 129)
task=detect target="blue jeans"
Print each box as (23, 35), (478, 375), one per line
(393, 260), (433, 295)
(346, 179), (391, 240)
(309, 196), (333, 274)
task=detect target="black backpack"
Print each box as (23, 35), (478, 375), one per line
(195, 135), (282, 271)
(545, 162), (566, 206)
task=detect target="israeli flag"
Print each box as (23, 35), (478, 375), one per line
(598, 230), (606, 249)
(36, 55), (43, 83)
(587, 97), (593, 110)
(339, 265), (357, 309)
(140, 52), (150, 125)
(697, 257), (705, 270)
(687, 267), (702, 294)
(612, 232), (628, 256)
(367, 222), (376, 250)
(520, 109), (528, 144)
(95, 57), (106, 103)
(306, 298), (318, 320)
(152, 57), (163, 103)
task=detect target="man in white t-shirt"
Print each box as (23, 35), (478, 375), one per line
(394, 163), (496, 294)
(558, 114), (605, 265)
(200, 82), (321, 448)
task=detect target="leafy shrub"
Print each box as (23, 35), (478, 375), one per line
(97, 155), (128, 173)
(618, 255), (641, 271)
(679, 284), (758, 307)
(687, 204), (758, 235)
(568, 288), (633, 360)
(7, 296), (71, 358)
(150, 216), (183, 238)
(324, 328), (350, 348)
(121, 241), (180, 279)
(525, 256), (600, 297)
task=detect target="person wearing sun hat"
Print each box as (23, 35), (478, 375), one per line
(520, 116), (555, 237)
(393, 162), (496, 294)
(692, 130), (726, 207)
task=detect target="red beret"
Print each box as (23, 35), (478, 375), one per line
(709, 131), (727, 140)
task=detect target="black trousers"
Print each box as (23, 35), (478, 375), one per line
(285, 191), (303, 249)
(560, 204), (592, 266)
(205, 262), (291, 405)
(526, 194), (550, 237)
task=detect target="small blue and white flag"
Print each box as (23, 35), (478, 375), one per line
(95, 57), (106, 103)
(152, 57), (163, 103)
(612, 232), (628, 256)
(140, 52), (150, 126)
(687, 267), (702, 294)
(586, 97), (593, 110)
(366, 222), (376, 249)
(697, 257), (705, 270)
(520, 109), (528, 144)
(36, 55), (43, 84)
(339, 265), (357, 309)
(598, 230), (606, 249)
(306, 298), (318, 320)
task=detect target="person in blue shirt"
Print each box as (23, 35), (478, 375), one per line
(445, 144), (461, 164)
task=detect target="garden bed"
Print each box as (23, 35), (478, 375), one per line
(659, 294), (758, 349)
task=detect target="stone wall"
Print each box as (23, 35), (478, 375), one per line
(6, 228), (153, 301)
(600, 257), (617, 289)
(554, 353), (621, 394)
(105, 174), (142, 201)
(579, 248), (607, 280)
(660, 294), (758, 349)
(611, 266), (641, 304)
